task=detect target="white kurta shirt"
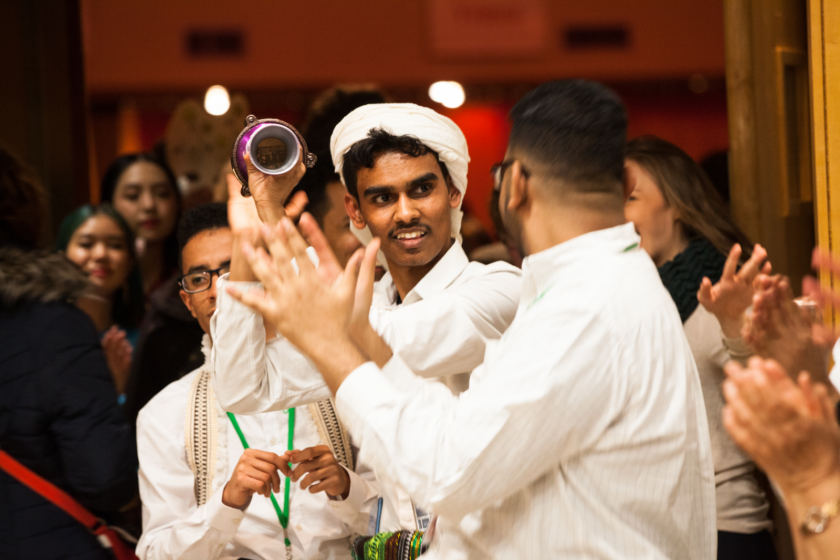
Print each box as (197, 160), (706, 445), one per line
(136, 339), (378, 560)
(335, 223), (717, 559)
(210, 241), (522, 531)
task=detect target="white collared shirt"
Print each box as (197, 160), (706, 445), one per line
(211, 241), (522, 531)
(136, 341), (378, 560)
(335, 223), (717, 559)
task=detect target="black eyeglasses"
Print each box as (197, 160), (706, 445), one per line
(490, 160), (530, 192)
(178, 266), (231, 294)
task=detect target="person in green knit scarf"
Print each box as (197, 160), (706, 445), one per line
(624, 135), (778, 560)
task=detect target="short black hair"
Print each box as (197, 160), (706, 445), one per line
(509, 80), (627, 194)
(342, 128), (449, 200)
(177, 203), (229, 261)
(301, 87), (388, 155)
(289, 151), (340, 226)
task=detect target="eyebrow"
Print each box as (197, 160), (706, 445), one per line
(362, 172), (439, 198)
(186, 259), (231, 274)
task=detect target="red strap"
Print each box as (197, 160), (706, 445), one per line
(0, 450), (98, 529)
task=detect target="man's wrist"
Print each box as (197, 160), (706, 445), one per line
(221, 482), (252, 511)
(254, 198), (287, 228)
(305, 333), (368, 394)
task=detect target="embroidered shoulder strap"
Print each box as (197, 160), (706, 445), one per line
(309, 399), (354, 471)
(185, 369), (218, 506)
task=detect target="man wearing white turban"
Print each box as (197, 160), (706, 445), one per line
(211, 103), (523, 532)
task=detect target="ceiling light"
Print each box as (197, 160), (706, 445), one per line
(204, 85), (230, 116)
(429, 81), (465, 109)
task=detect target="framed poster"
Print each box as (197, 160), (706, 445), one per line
(428, 0), (548, 58)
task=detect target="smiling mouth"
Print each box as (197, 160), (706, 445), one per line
(394, 231), (427, 240)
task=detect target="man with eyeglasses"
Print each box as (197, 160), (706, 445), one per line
(136, 203), (378, 560)
(212, 104), (523, 532)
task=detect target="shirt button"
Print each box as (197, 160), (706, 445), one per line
(233, 518), (241, 525)
(295, 524), (302, 531)
(270, 437), (277, 445)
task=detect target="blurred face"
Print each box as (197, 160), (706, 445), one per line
(623, 160), (686, 266)
(320, 181), (363, 268)
(111, 161), (178, 244)
(179, 228), (232, 336)
(345, 151), (461, 269)
(66, 215), (133, 296)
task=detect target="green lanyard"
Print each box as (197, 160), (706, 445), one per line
(227, 409), (295, 547)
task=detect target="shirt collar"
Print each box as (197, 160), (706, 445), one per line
(520, 223), (641, 307)
(378, 240), (470, 306)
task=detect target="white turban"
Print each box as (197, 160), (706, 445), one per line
(330, 103), (470, 265)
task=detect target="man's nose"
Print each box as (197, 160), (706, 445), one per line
(394, 194), (420, 223)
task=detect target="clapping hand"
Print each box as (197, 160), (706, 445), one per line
(697, 243), (770, 338)
(747, 275), (832, 385)
(101, 325), (132, 395)
(226, 217), (377, 392)
(723, 358), (840, 495)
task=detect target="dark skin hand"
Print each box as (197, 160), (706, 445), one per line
(276, 445), (351, 499)
(222, 448), (290, 510)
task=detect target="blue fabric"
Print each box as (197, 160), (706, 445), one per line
(0, 301), (137, 560)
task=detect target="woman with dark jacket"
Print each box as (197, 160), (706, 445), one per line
(0, 148), (137, 559)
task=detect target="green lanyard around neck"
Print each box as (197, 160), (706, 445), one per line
(227, 409), (295, 544)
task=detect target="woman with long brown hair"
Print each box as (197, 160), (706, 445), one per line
(625, 135), (777, 560)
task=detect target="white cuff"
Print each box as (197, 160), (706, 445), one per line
(204, 488), (247, 537)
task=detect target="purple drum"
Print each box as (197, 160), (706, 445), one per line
(230, 114), (317, 197)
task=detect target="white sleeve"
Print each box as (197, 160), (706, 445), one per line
(336, 308), (624, 522)
(135, 411), (245, 560)
(327, 458), (381, 536)
(211, 275), (332, 414)
(370, 264), (521, 378)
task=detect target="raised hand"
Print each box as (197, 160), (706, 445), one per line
(697, 243), (770, 338)
(101, 325), (132, 394)
(228, 172), (309, 282)
(747, 275), (831, 385)
(226, 218), (373, 392)
(284, 445), (351, 499)
(723, 358), (840, 494)
(222, 448), (289, 510)
(244, 151), (306, 228)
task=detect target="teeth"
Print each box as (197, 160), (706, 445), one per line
(396, 232), (425, 240)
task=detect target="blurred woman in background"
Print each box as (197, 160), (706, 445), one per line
(100, 152), (180, 295)
(0, 147), (137, 560)
(56, 204), (145, 395)
(624, 135), (777, 560)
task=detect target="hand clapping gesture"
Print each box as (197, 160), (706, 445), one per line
(697, 243), (770, 338)
(101, 325), (132, 395)
(226, 216), (379, 392)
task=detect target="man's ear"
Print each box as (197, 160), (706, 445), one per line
(622, 162), (635, 202)
(179, 289), (198, 320)
(345, 193), (366, 230)
(507, 161), (529, 211)
(448, 178), (462, 209)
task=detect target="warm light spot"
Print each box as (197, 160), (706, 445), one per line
(429, 81), (465, 109)
(204, 85), (230, 115)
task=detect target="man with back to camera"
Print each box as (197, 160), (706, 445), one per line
(135, 203), (379, 560)
(211, 104), (523, 531)
(229, 80), (717, 558)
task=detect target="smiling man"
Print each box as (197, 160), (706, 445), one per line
(212, 104), (523, 531)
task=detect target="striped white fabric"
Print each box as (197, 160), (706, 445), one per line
(336, 223), (717, 559)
